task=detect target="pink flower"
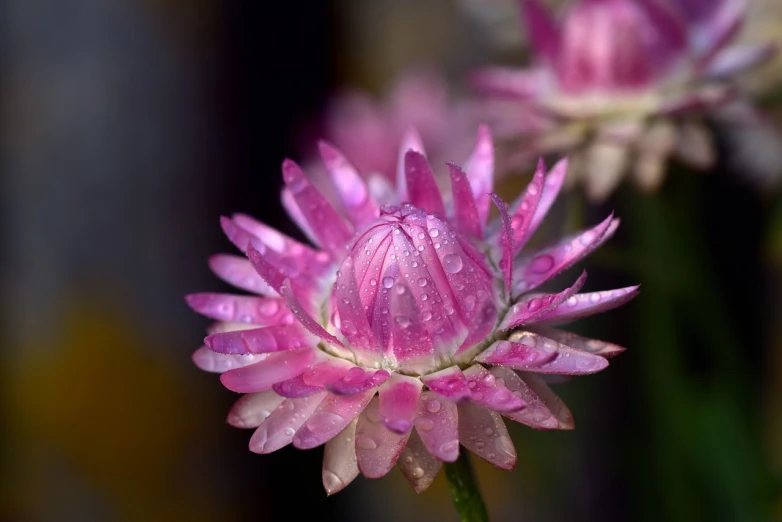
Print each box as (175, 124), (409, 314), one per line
(472, 0), (775, 200)
(186, 126), (637, 494)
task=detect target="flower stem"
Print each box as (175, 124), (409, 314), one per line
(444, 452), (489, 522)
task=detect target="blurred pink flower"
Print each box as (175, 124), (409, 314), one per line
(472, 0), (775, 200)
(186, 127), (637, 494)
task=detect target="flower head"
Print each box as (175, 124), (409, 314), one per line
(472, 0), (775, 200)
(186, 126), (637, 494)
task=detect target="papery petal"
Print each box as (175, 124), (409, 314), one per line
(293, 389), (376, 449)
(414, 391), (460, 462)
(457, 402), (517, 470)
(404, 150), (445, 217)
(464, 125), (494, 227)
(695, 0), (745, 67)
(449, 163), (482, 239)
(191, 346), (266, 373)
(246, 245), (287, 294)
(186, 293), (292, 326)
(249, 392), (326, 454)
(421, 366), (472, 401)
(227, 390), (286, 429)
(398, 430), (443, 493)
(469, 67), (546, 98)
(529, 324), (627, 357)
(208, 254), (276, 296)
(504, 331), (609, 374)
(507, 158), (545, 254)
(463, 364), (527, 413)
(355, 397), (411, 478)
(318, 141), (380, 227)
(475, 340), (557, 369)
(534, 285), (640, 324)
(327, 367), (390, 395)
(279, 279), (344, 348)
(205, 324), (311, 355)
(705, 44), (775, 79)
(396, 127), (425, 200)
(490, 193), (514, 294)
(528, 157), (568, 238)
(220, 349), (317, 393)
(500, 271), (588, 329)
(282, 159), (353, 255)
(281, 188), (319, 246)
(522, 0), (560, 62)
(489, 367), (573, 430)
(378, 374), (422, 434)
(334, 256), (380, 355)
(322, 418), (360, 495)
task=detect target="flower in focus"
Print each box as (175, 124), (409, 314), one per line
(472, 0), (776, 201)
(186, 126), (637, 494)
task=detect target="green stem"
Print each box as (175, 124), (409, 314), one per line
(444, 452), (489, 522)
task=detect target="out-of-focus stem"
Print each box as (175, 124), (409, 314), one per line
(445, 452), (490, 522)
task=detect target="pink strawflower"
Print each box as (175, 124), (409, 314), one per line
(186, 126), (637, 494)
(472, 0), (775, 200)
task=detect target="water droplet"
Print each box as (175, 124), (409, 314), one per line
(356, 434), (378, 450)
(283, 427), (295, 437)
(322, 470), (344, 494)
(566, 296), (579, 307)
(464, 295), (477, 311)
(527, 297), (543, 312)
(589, 293), (601, 303)
(382, 276), (394, 289)
(259, 300), (279, 316)
(341, 320), (357, 336)
(411, 467), (424, 479)
(420, 293), (428, 301)
(484, 428), (494, 436)
(422, 311), (432, 321)
(417, 278), (427, 287)
(426, 400), (441, 413)
(370, 279), (377, 286)
(429, 229), (440, 238)
(443, 253), (463, 274)
(579, 231), (596, 245)
(444, 304), (455, 315)
(395, 316), (411, 329)
(530, 255), (554, 273)
(483, 374), (496, 386)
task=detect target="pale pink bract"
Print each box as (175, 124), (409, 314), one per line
(186, 126), (637, 494)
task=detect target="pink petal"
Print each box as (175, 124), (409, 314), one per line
(396, 127), (426, 200)
(398, 430), (443, 493)
(281, 188), (319, 246)
(322, 418), (360, 495)
(204, 324), (311, 355)
(404, 150), (445, 217)
(489, 367), (573, 430)
(327, 367), (390, 395)
(318, 141), (380, 228)
(705, 43), (776, 79)
(282, 159), (353, 256)
(208, 254), (276, 296)
(464, 125), (494, 227)
(475, 339), (558, 369)
(249, 392), (326, 454)
(185, 293), (292, 326)
(421, 366), (472, 401)
(246, 245), (286, 294)
(378, 375), (422, 434)
(457, 402), (517, 470)
(334, 256), (381, 356)
(528, 157), (568, 243)
(490, 193), (514, 294)
(272, 375), (325, 398)
(515, 213), (618, 294)
(448, 163), (482, 239)
(279, 279), (344, 348)
(529, 325), (627, 357)
(534, 285), (640, 324)
(695, 0), (745, 68)
(503, 332), (609, 375)
(227, 390), (286, 429)
(522, 0), (560, 62)
(293, 389), (376, 449)
(500, 271), (588, 329)
(220, 349), (317, 393)
(355, 397), (411, 478)
(414, 391), (460, 462)
(507, 158), (546, 254)
(191, 346), (266, 373)
(463, 364), (526, 413)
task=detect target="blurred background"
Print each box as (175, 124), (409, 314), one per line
(1, 0), (781, 521)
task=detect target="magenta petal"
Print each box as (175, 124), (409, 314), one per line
(448, 163), (482, 239)
(529, 157), (568, 236)
(318, 141), (380, 228)
(396, 127), (426, 200)
(489, 367), (573, 430)
(378, 375), (422, 434)
(327, 367), (390, 395)
(205, 324), (310, 355)
(246, 245), (287, 294)
(355, 397), (411, 478)
(457, 402), (517, 470)
(322, 418), (360, 495)
(281, 188), (319, 247)
(469, 67), (545, 98)
(535, 285), (640, 324)
(515, 213), (618, 294)
(227, 390), (286, 429)
(404, 150), (445, 217)
(504, 332), (609, 375)
(414, 391), (460, 462)
(490, 193), (514, 294)
(302, 359), (354, 386)
(398, 430), (443, 493)
(334, 256), (380, 356)
(508, 158), (546, 254)
(293, 389), (375, 449)
(249, 392), (326, 454)
(463, 364), (526, 413)
(279, 279), (344, 348)
(464, 125), (494, 227)
(695, 0), (744, 68)
(186, 293), (292, 326)
(191, 346), (266, 373)
(475, 339), (558, 368)
(500, 271), (588, 329)
(522, 0), (560, 62)
(530, 325), (627, 358)
(272, 375), (325, 398)
(208, 254), (276, 296)
(282, 159), (353, 256)
(421, 366), (472, 401)
(220, 349), (317, 393)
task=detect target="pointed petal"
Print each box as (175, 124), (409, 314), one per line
(396, 127), (425, 200)
(319, 141), (380, 227)
(404, 150), (445, 217)
(449, 163), (482, 238)
(327, 367), (390, 395)
(490, 193), (514, 294)
(529, 157), (568, 239)
(515, 214), (617, 294)
(696, 0), (746, 68)
(227, 390), (286, 429)
(378, 374), (422, 434)
(522, 0), (560, 62)
(534, 285), (640, 324)
(282, 159), (353, 255)
(457, 402), (516, 470)
(463, 364), (526, 413)
(398, 430), (443, 493)
(335, 256), (380, 355)
(249, 392), (326, 454)
(205, 324), (311, 355)
(208, 254), (276, 296)
(706, 44), (775, 79)
(506, 158), (545, 254)
(191, 346), (266, 373)
(220, 349), (317, 393)
(414, 391), (460, 462)
(272, 374), (325, 398)
(464, 125), (494, 227)
(529, 325), (627, 357)
(421, 366), (472, 401)
(185, 293), (292, 326)
(322, 418), (360, 495)
(281, 187), (319, 246)
(246, 245), (286, 294)
(489, 367), (573, 430)
(355, 397), (411, 478)
(279, 279), (344, 348)
(503, 331), (609, 374)
(293, 389), (375, 449)
(500, 271), (588, 329)
(475, 339), (557, 369)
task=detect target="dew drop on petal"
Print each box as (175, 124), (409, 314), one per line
(443, 254), (463, 274)
(426, 399), (441, 413)
(530, 255), (554, 273)
(382, 276), (394, 289)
